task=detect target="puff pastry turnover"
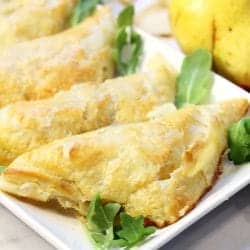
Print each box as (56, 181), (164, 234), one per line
(0, 99), (248, 226)
(0, 0), (77, 50)
(0, 6), (115, 108)
(0, 56), (176, 164)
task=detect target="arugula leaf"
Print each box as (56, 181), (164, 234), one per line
(117, 5), (134, 28)
(86, 194), (156, 249)
(228, 117), (250, 165)
(0, 165), (5, 175)
(71, 0), (102, 27)
(113, 213), (156, 247)
(175, 48), (213, 108)
(114, 5), (143, 76)
(86, 194), (120, 248)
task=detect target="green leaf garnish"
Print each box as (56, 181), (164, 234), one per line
(175, 48), (213, 108)
(114, 5), (143, 76)
(228, 117), (250, 165)
(117, 5), (134, 28)
(0, 166), (5, 175)
(113, 213), (156, 247)
(71, 0), (102, 27)
(86, 194), (121, 248)
(86, 194), (156, 249)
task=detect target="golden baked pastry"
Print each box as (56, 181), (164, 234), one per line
(0, 6), (115, 108)
(0, 99), (248, 226)
(0, 56), (176, 164)
(0, 0), (77, 50)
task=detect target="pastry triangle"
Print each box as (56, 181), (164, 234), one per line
(0, 55), (176, 164)
(0, 6), (115, 107)
(0, 99), (248, 226)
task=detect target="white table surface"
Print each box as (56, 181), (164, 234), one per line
(0, 185), (249, 250)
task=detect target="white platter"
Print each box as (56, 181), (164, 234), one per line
(0, 30), (249, 250)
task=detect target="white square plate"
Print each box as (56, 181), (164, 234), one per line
(0, 30), (249, 250)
